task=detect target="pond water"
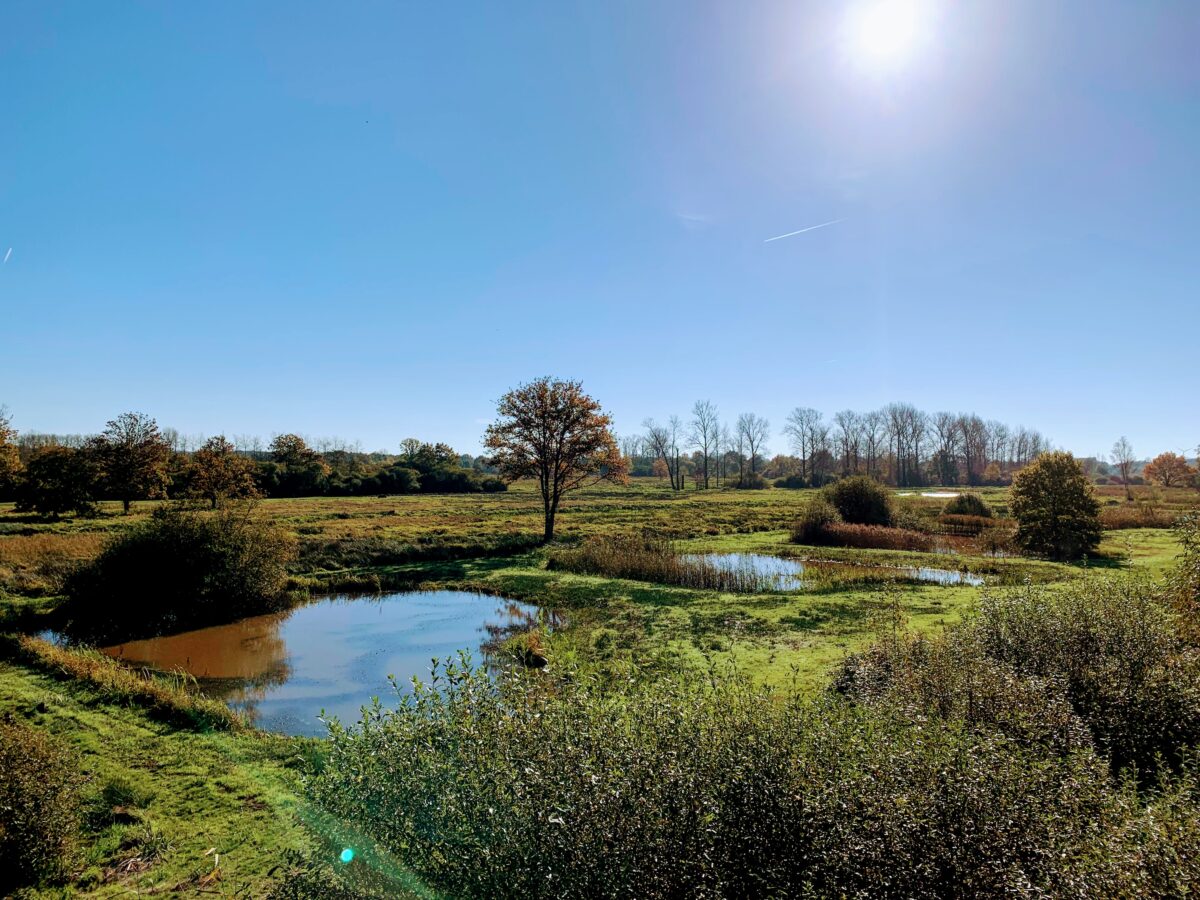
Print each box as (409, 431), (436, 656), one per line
(688, 553), (984, 589)
(99, 591), (542, 737)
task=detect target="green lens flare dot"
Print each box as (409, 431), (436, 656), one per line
(340, 848), (355, 864)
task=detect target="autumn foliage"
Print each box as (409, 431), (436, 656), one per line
(485, 377), (626, 541)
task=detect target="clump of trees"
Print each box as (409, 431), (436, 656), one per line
(629, 401), (1053, 491)
(64, 504), (297, 640)
(1010, 452), (1102, 560)
(1, 407), (507, 516)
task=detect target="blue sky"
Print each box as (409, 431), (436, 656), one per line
(2, 1), (1196, 458)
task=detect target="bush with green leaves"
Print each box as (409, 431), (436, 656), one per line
(822, 475), (893, 526)
(1010, 451), (1102, 559)
(790, 497), (842, 544)
(65, 503), (296, 640)
(305, 654), (1200, 899)
(943, 492), (993, 518)
(0, 721), (84, 892)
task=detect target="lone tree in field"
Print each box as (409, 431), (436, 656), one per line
(89, 412), (171, 513)
(1144, 452), (1196, 488)
(485, 377), (627, 542)
(188, 435), (261, 508)
(1010, 451), (1102, 560)
(1111, 436), (1136, 500)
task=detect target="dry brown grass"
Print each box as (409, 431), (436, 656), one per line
(0, 532), (104, 595)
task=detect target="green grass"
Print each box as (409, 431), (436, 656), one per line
(0, 661), (313, 896)
(0, 483), (1193, 894)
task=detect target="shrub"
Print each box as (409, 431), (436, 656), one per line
(64, 504), (296, 640)
(972, 578), (1200, 778)
(308, 659), (1171, 899)
(790, 498), (841, 544)
(943, 493), (993, 518)
(0, 721), (83, 891)
(1170, 512), (1200, 643)
(822, 475), (892, 525)
(734, 472), (768, 490)
(1010, 452), (1102, 559)
(774, 474), (807, 489)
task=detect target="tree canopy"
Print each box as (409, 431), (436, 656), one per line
(1010, 451), (1102, 560)
(485, 377), (626, 541)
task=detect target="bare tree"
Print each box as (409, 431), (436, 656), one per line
(689, 400), (720, 489)
(736, 413), (770, 479)
(644, 417), (683, 491)
(1111, 436), (1135, 500)
(784, 407), (823, 485)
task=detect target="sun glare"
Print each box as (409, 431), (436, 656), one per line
(844, 0), (932, 71)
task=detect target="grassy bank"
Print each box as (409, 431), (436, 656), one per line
(0, 660), (311, 896)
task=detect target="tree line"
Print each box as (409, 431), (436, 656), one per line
(629, 402), (1056, 490)
(0, 408), (503, 516)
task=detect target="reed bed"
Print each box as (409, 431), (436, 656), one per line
(549, 535), (790, 592)
(1100, 504), (1179, 530)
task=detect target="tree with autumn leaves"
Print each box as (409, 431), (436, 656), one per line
(485, 377), (626, 541)
(188, 435), (261, 508)
(1144, 452), (1196, 488)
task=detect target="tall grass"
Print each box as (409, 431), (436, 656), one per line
(549, 534), (785, 592)
(0, 531), (103, 596)
(793, 522), (935, 552)
(1, 634), (242, 731)
(1101, 504), (1179, 530)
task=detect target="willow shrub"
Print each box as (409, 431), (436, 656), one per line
(307, 656), (1179, 899)
(0, 721), (84, 892)
(65, 503), (296, 640)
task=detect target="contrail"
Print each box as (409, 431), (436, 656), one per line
(764, 218), (844, 243)
(2, 248), (10, 264)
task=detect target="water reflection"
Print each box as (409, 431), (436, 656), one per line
(688, 553), (984, 589)
(101, 591), (545, 737)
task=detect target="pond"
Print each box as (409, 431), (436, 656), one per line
(689, 553), (984, 589)
(99, 590), (543, 737)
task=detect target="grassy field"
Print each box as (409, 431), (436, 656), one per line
(0, 479), (1196, 895)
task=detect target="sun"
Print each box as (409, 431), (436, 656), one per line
(843, 0), (933, 71)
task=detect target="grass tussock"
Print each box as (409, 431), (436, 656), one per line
(1, 634), (242, 731)
(549, 534), (785, 592)
(0, 719), (85, 893)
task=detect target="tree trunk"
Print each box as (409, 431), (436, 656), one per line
(543, 504), (556, 543)
(123, 497), (131, 514)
